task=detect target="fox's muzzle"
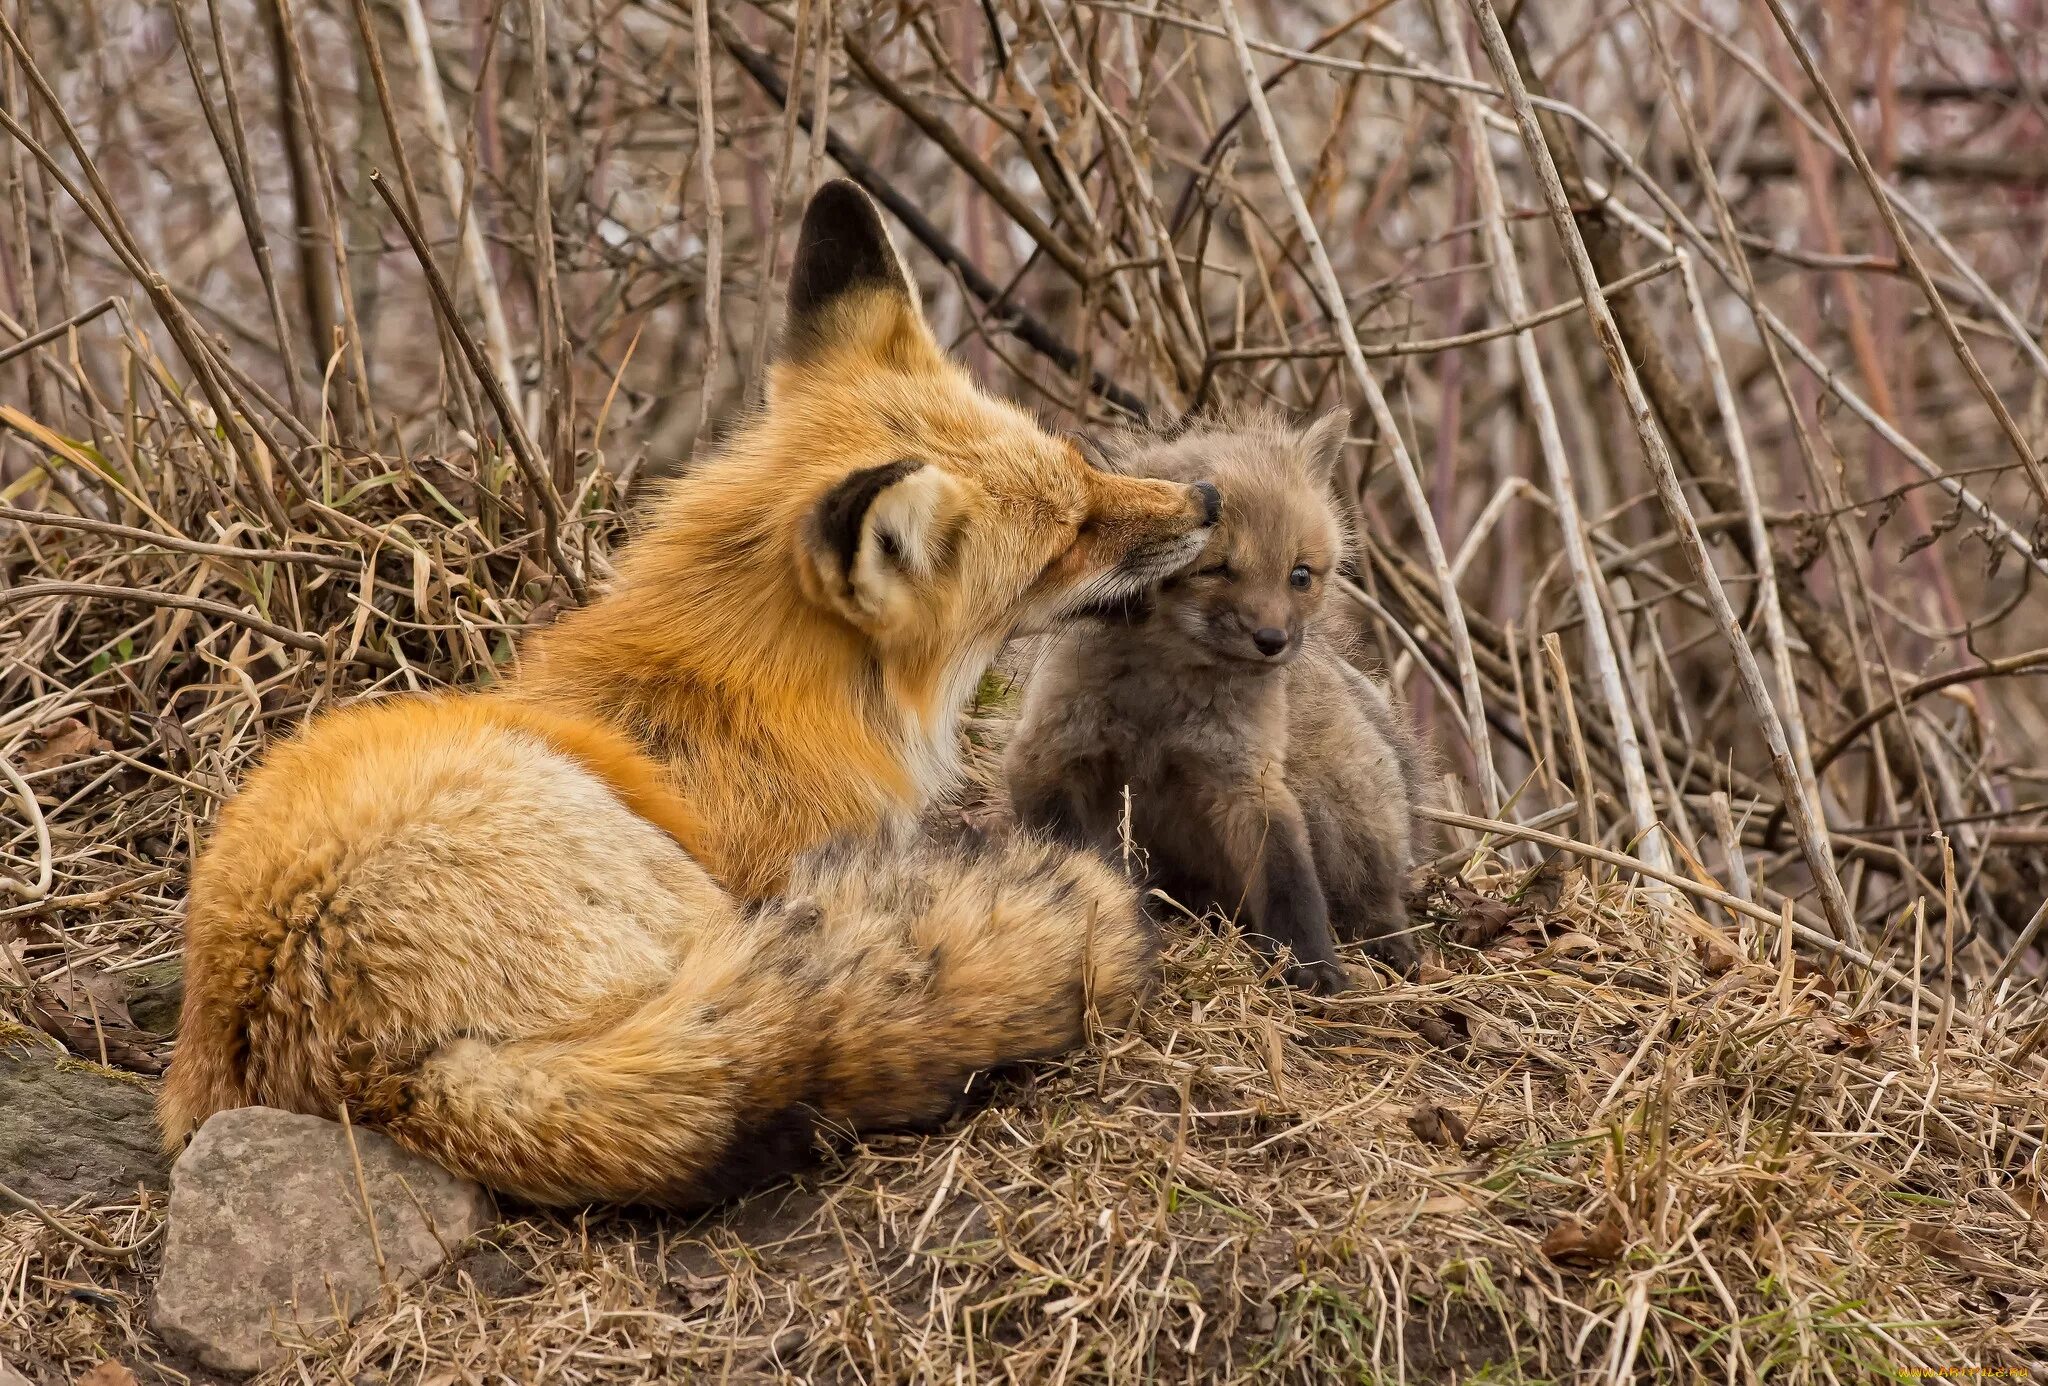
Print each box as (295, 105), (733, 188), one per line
(1036, 476), (1218, 625)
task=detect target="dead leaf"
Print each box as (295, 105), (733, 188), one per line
(1695, 933), (1743, 975)
(1899, 504), (1964, 562)
(40, 961), (136, 1031)
(414, 453), (481, 514)
(1413, 1009), (1470, 1055)
(1510, 855), (1571, 914)
(1907, 1221), (2005, 1278)
(1541, 1210), (1626, 1265)
(1792, 957), (1838, 999)
(1416, 961), (1457, 985)
(1465, 1015), (1519, 1055)
(2008, 1179), (2046, 1221)
(1416, 1193), (1476, 1216)
(1544, 931), (1601, 957)
(76, 1363), (141, 1386)
(1406, 1103), (1469, 1149)
(1259, 1019), (1287, 1103)
(155, 713), (198, 770)
(1816, 1014), (1892, 1059)
(21, 717), (110, 773)
(1447, 894), (1517, 950)
(25, 961), (163, 1074)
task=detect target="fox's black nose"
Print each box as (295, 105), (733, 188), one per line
(1253, 627), (1289, 657)
(1192, 481), (1221, 526)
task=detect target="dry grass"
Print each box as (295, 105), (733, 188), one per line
(7, 0), (2048, 1380)
(7, 842), (2047, 1382)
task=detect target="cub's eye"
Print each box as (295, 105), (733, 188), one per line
(1289, 564), (1313, 590)
(1196, 561), (1234, 581)
(878, 531), (902, 561)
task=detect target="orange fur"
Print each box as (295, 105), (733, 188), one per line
(159, 183), (1213, 1206)
(506, 287), (1214, 898)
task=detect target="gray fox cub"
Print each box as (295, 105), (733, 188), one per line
(1004, 409), (1424, 993)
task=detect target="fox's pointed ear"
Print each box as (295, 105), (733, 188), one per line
(777, 179), (929, 366)
(1299, 408), (1350, 487)
(800, 459), (966, 630)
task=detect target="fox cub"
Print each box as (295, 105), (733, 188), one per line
(160, 181), (1221, 1207)
(1005, 410), (1424, 993)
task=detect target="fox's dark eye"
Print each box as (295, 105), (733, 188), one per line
(1289, 565), (1313, 590)
(1197, 561), (1234, 581)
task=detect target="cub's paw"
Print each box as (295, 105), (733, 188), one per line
(1282, 954), (1355, 996)
(1359, 928), (1422, 980)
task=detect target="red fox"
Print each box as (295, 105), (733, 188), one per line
(1004, 410), (1424, 993)
(159, 181), (1221, 1207)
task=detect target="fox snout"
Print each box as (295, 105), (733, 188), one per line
(1029, 472), (1218, 625)
(1092, 474), (1220, 586)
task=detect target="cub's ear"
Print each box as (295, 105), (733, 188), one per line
(1066, 432), (1107, 467)
(1299, 408), (1351, 487)
(1066, 429), (1160, 478)
(778, 179), (929, 366)
(801, 460), (966, 628)
(1066, 432), (1120, 472)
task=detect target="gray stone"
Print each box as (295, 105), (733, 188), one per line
(0, 1034), (166, 1207)
(151, 1107), (492, 1376)
(122, 959), (185, 1035)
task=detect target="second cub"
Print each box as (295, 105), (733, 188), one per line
(1005, 409), (1422, 992)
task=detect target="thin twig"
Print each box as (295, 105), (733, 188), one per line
(1415, 806), (1946, 1020)
(0, 580), (330, 655)
(367, 169), (584, 602)
(0, 1178), (159, 1262)
(1213, 258), (1682, 362)
(1465, 0), (1858, 943)
(0, 504), (359, 569)
(688, 0), (724, 457)
(1752, 0), (2048, 513)
(0, 751), (51, 901)
(390, 0), (527, 432)
(1435, 0), (1666, 868)
(717, 21), (1147, 418)
(0, 295), (115, 370)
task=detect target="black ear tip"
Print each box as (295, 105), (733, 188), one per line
(797, 180), (884, 251)
(789, 179), (902, 322)
(805, 178), (879, 225)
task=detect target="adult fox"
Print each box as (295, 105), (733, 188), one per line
(160, 182), (1220, 1207)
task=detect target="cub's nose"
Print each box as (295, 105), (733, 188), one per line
(1191, 481), (1221, 526)
(1252, 627), (1289, 657)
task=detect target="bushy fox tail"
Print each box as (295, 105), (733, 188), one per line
(360, 833), (1155, 1208)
